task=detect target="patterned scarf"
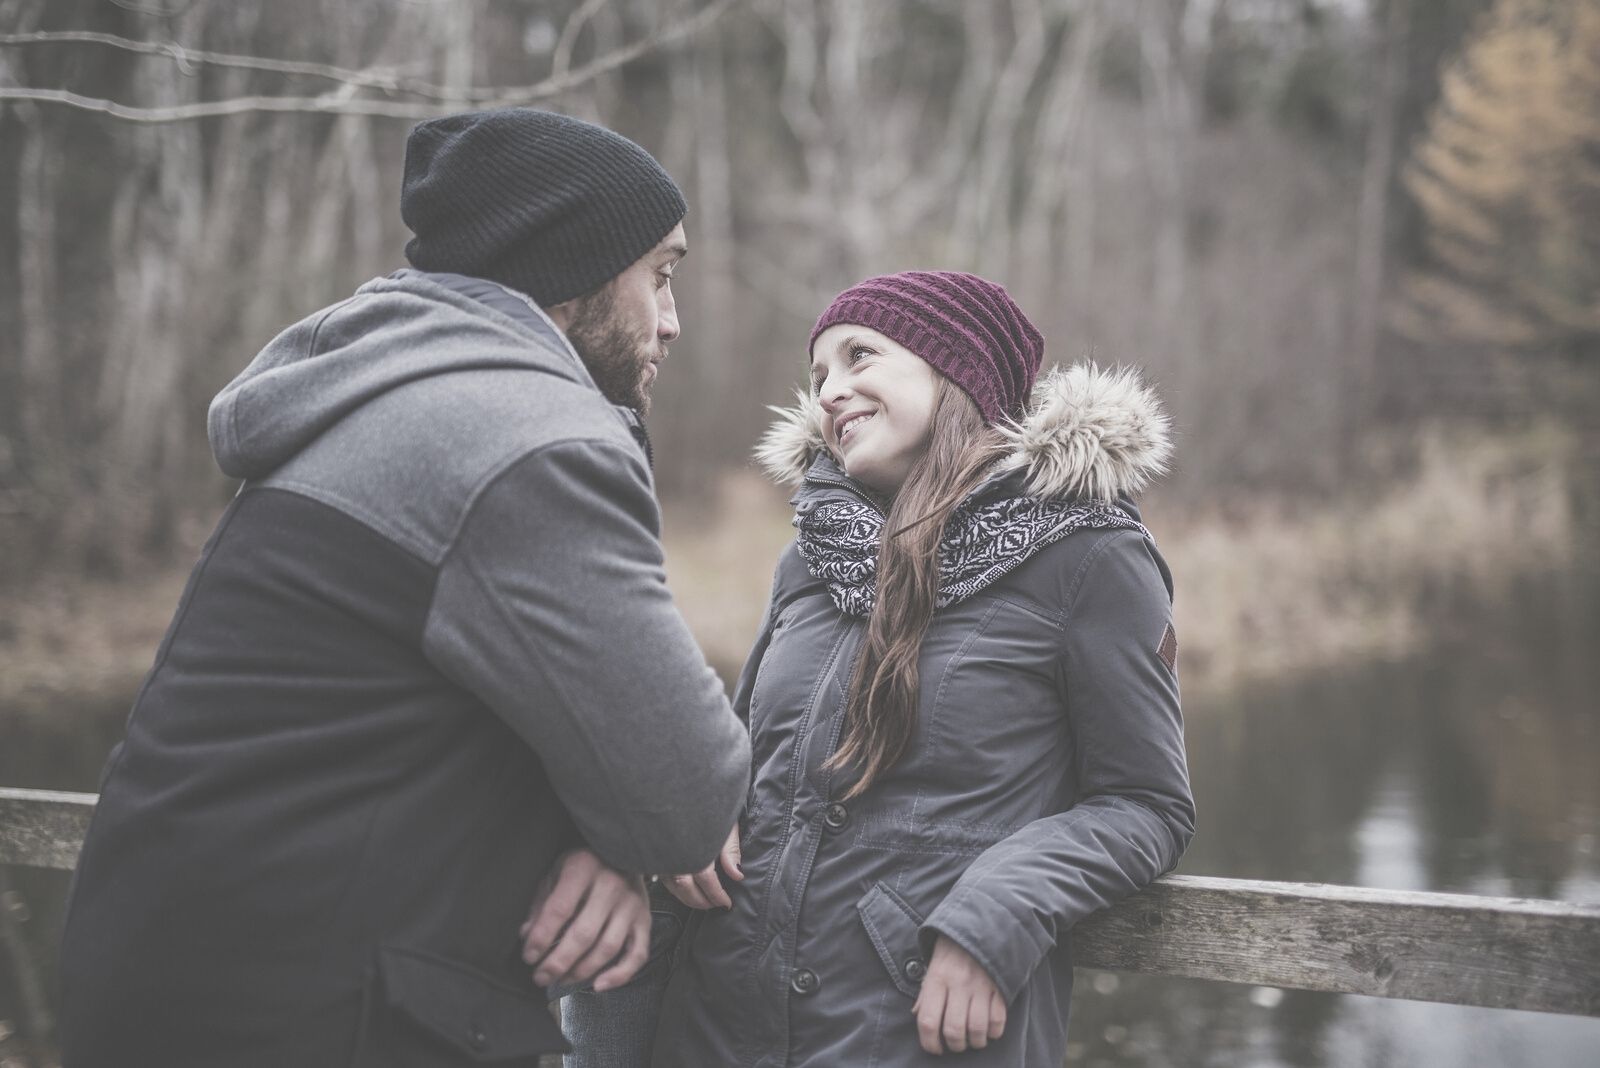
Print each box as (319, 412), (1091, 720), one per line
(795, 494), (1149, 618)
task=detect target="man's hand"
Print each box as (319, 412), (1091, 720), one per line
(520, 848), (650, 993)
(662, 824), (743, 910)
(912, 934), (1007, 1055)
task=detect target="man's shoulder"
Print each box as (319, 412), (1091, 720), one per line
(258, 366), (644, 567)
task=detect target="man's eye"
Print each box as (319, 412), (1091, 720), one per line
(655, 272), (672, 289)
(849, 347), (872, 363)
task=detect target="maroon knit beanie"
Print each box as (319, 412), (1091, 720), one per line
(808, 270), (1044, 424)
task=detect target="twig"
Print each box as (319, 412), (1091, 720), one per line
(108, 0), (200, 17)
(0, 31), (451, 98)
(553, 0), (614, 80)
(0, 0), (737, 121)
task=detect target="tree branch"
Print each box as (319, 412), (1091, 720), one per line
(0, 0), (737, 122)
(0, 31), (460, 98)
(553, 0), (614, 81)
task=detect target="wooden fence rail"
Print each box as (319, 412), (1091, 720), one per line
(3, 786), (1598, 1018)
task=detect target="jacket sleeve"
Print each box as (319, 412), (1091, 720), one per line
(919, 529), (1195, 1002)
(728, 542), (805, 724)
(422, 439), (750, 878)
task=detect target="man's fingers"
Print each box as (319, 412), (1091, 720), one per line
(988, 990), (1007, 1039)
(555, 906), (632, 988)
(966, 988), (991, 1050)
(531, 883), (615, 986)
(521, 867), (593, 962)
(941, 988), (970, 1053)
(693, 866), (731, 910)
(915, 980), (947, 1055)
(591, 917), (651, 993)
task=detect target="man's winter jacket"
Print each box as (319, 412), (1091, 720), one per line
(60, 270), (749, 1067)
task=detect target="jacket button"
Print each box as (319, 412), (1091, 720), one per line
(903, 957), (927, 983)
(790, 967), (820, 996)
(823, 802), (850, 832)
(467, 1025), (490, 1053)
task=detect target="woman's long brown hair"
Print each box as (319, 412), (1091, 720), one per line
(826, 376), (1008, 798)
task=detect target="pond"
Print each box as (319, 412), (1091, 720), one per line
(2, 577), (1597, 1066)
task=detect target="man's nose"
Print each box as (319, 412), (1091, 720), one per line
(658, 294), (680, 344)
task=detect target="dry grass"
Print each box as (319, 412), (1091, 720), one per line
(1164, 421), (1584, 690)
(0, 568), (190, 715)
(664, 423), (1589, 696)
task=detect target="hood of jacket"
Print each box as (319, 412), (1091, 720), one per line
(754, 363), (1174, 503)
(208, 270), (595, 481)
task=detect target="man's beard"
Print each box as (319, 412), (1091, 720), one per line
(564, 285), (660, 416)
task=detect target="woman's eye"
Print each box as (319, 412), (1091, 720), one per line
(655, 272), (672, 290)
(849, 347), (872, 364)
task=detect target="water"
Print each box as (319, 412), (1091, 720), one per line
(2, 582), (1597, 1065)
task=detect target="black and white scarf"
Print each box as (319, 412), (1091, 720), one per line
(795, 494), (1149, 618)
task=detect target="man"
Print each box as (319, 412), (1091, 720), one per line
(59, 109), (749, 1066)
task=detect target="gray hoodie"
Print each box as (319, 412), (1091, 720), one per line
(60, 270), (749, 1067)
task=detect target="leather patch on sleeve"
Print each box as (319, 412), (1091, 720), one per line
(1157, 623), (1178, 672)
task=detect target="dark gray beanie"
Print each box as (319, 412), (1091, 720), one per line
(401, 108), (687, 307)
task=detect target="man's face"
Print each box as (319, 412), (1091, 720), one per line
(563, 222), (687, 416)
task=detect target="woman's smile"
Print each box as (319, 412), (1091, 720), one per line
(835, 409), (879, 445)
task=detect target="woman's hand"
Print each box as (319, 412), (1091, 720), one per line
(913, 935), (1007, 1055)
(661, 823), (744, 909)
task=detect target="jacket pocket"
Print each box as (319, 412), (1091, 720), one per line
(371, 945), (570, 1064)
(855, 882), (928, 1000)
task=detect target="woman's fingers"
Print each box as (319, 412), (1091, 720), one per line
(718, 827), (744, 882)
(661, 873), (709, 909)
(693, 865), (732, 909)
(914, 979), (947, 1055)
(988, 990), (1007, 1039)
(663, 870), (727, 910)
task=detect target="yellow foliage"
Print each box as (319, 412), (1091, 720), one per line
(1396, 0), (1600, 352)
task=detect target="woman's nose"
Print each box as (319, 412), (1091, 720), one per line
(818, 376), (851, 412)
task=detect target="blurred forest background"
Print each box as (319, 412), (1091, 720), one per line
(0, 0), (1595, 693)
(1, 1), (1598, 1065)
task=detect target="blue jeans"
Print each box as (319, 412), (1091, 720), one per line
(552, 884), (686, 1068)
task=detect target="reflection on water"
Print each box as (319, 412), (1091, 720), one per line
(1069, 575), (1600, 1066)
(2, 578), (1598, 1065)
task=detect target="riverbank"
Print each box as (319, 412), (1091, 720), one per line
(0, 423), (1589, 716)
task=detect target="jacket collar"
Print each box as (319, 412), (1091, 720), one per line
(755, 363), (1173, 505)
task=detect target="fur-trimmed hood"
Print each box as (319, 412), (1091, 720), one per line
(755, 363), (1174, 502)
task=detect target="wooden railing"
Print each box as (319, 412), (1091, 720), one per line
(3, 786), (1598, 1017)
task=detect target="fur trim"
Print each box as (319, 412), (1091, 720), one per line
(754, 364), (1173, 501)
(993, 364), (1173, 501)
(754, 387), (828, 486)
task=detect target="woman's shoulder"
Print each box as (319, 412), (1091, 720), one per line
(990, 523), (1173, 622)
(769, 538), (827, 605)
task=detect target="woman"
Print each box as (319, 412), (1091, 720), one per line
(648, 270), (1194, 1066)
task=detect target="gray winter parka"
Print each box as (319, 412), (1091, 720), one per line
(651, 366), (1195, 1068)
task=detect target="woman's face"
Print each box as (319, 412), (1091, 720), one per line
(810, 324), (940, 495)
